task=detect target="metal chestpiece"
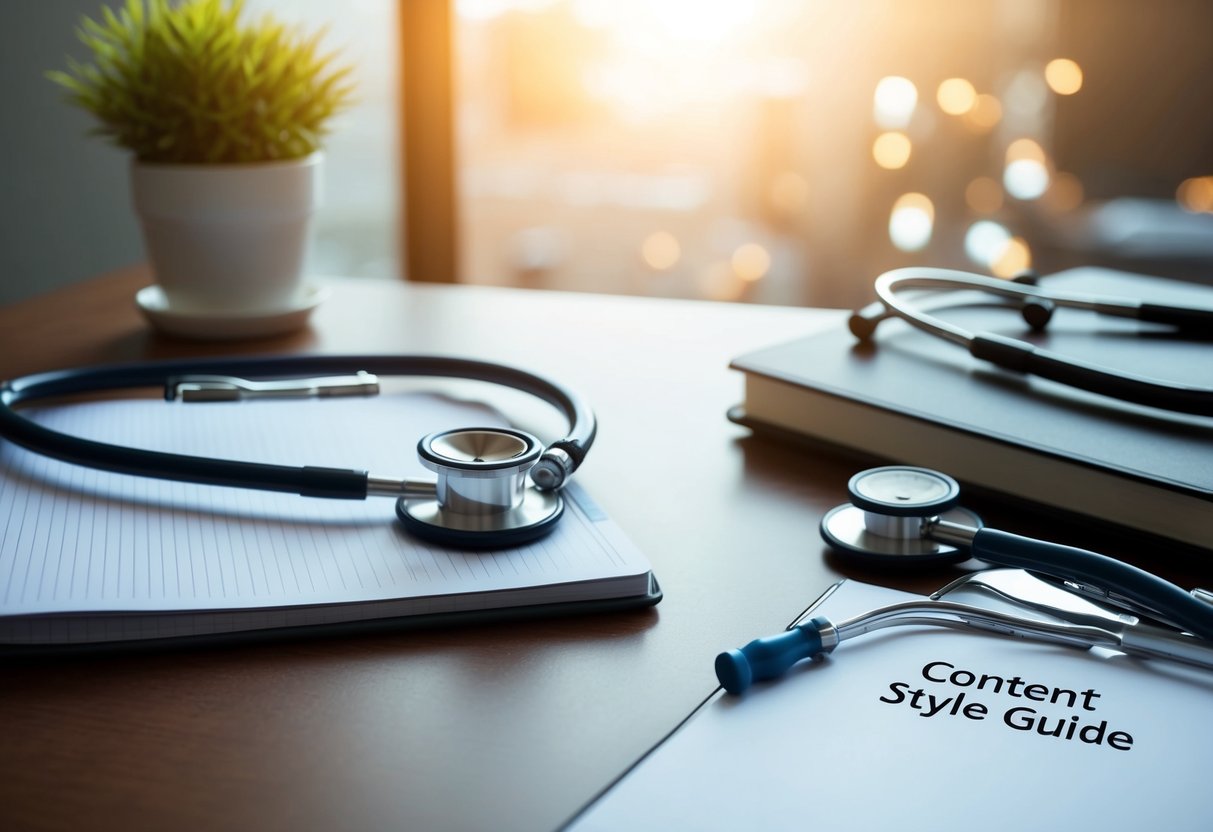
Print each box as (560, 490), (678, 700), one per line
(395, 427), (565, 548)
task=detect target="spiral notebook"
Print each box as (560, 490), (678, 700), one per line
(0, 392), (657, 647)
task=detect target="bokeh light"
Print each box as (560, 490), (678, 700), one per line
(873, 76), (918, 129)
(991, 237), (1032, 277)
(1004, 162), (1050, 200)
(641, 231), (681, 271)
(698, 262), (746, 301)
(732, 243), (771, 282)
(1004, 139), (1050, 200)
(964, 220), (1031, 277)
(965, 177), (1004, 214)
(1006, 138), (1046, 163)
(964, 220), (1011, 267)
(1045, 58), (1083, 95)
(936, 78), (977, 115)
(888, 193), (934, 252)
(1043, 172), (1084, 212)
(872, 132), (912, 170)
(1177, 176), (1213, 213)
(963, 93), (1002, 132)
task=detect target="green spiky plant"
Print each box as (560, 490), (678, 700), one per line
(48, 0), (354, 164)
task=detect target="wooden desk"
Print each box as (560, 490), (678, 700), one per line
(0, 268), (1205, 831)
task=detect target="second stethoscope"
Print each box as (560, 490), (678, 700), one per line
(819, 466), (1213, 639)
(849, 267), (1213, 416)
(716, 465), (1213, 694)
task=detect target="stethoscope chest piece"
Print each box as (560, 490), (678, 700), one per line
(820, 466), (981, 564)
(396, 427), (564, 548)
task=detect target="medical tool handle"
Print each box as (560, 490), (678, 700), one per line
(1119, 623), (1213, 671)
(714, 617), (833, 694)
(972, 528), (1213, 641)
(969, 333), (1213, 416)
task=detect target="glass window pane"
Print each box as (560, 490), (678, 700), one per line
(453, 0), (1213, 307)
(246, 0), (400, 279)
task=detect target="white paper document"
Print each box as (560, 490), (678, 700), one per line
(569, 579), (1213, 830)
(0, 392), (652, 644)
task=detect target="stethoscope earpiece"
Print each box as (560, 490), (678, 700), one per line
(853, 267), (1213, 416)
(396, 427), (564, 548)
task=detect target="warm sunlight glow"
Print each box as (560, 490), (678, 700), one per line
(1006, 138), (1046, 164)
(963, 93), (1002, 132)
(1177, 176), (1213, 213)
(889, 193), (934, 252)
(649, 0), (755, 42)
(965, 177), (1003, 214)
(1004, 161), (1050, 200)
(641, 231), (681, 270)
(1045, 58), (1083, 95)
(699, 262), (746, 301)
(1004, 139), (1049, 200)
(936, 78), (977, 115)
(964, 220), (1011, 268)
(732, 243), (771, 282)
(966, 221), (1030, 277)
(769, 171), (810, 216)
(873, 76), (918, 129)
(872, 132), (912, 170)
(1043, 172), (1084, 212)
(991, 236), (1032, 277)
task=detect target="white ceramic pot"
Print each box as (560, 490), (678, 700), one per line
(130, 153), (323, 314)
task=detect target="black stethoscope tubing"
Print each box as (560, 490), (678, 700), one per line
(866, 268), (1213, 416)
(0, 354), (596, 500)
(820, 465), (1213, 641)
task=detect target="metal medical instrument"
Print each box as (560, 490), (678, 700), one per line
(848, 267), (1213, 416)
(714, 590), (1213, 695)
(819, 466), (1213, 640)
(0, 355), (596, 548)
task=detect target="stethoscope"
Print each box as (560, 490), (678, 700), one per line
(848, 267), (1213, 416)
(715, 465), (1213, 694)
(0, 355), (595, 549)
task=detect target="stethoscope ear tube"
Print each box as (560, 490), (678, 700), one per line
(970, 333), (1213, 416)
(862, 267), (1213, 415)
(0, 355), (596, 500)
(971, 527), (1213, 641)
(820, 466), (1213, 641)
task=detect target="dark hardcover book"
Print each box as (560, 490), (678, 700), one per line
(729, 267), (1213, 549)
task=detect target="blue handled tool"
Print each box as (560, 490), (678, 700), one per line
(714, 617), (837, 694)
(714, 598), (1213, 695)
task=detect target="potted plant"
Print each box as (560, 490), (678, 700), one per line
(49, 0), (354, 334)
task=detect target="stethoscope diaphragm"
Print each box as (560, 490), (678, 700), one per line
(821, 466), (981, 565)
(396, 427), (565, 548)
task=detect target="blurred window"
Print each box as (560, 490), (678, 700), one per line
(254, 1), (1213, 305)
(246, 0), (399, 280)
(453, 0), (1213, 307)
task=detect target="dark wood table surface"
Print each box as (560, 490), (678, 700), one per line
(1, 268), (1206, 831)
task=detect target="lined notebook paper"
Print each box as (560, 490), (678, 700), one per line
(0, 392), (653, 645)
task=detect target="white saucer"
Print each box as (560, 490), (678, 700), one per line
(135, 284), (329, 340)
